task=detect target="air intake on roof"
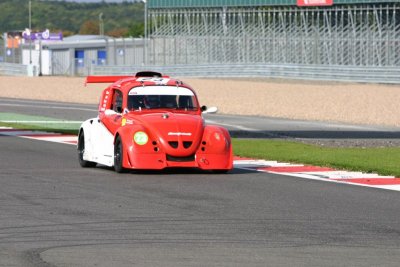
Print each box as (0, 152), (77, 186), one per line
(135, 71), (162, 78)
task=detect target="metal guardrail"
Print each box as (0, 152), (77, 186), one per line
(0, 63), (28, 76)
(2, 62), (398, 84)
(91, 64), (400, 84)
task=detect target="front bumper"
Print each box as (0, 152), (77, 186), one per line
(124, 151), (233, 170)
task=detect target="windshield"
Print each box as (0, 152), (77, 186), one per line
(127, 86), (199, 111)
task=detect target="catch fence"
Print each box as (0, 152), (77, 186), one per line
(148, 3), (400, 67)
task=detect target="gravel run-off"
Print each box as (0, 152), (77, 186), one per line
(1, 76), (399, 127)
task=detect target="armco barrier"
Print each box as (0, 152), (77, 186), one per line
(91, 64), (400, 84)
(0, 63), (28, 76)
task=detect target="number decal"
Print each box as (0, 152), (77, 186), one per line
(136, 77), (170, 85)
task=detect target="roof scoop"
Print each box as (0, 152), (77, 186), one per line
(135, 71), (162, 78)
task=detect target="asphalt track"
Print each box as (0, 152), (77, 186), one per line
(1, 97), (400, 266)
(3, 97), (400, 140)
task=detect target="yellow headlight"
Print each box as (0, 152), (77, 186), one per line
(133, 131), (148, 145)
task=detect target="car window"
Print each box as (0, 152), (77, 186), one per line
(127, 86), (198, 111)
(112, 90), (123, 113)
(128, 94), (197, 110)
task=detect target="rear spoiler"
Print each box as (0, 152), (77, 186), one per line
(85, 72), (168, 86)
(85, 76), (132, 85)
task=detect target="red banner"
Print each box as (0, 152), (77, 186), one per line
(297, 0), (333, 6)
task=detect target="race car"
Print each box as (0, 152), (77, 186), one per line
(78, 71), (233, 173)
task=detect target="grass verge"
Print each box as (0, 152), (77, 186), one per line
(0, 121), (78, 135)
(0, 112), (80, 135)
(233, 139), (400, 177)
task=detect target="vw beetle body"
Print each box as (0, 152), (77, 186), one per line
(78, 72), (233, 173)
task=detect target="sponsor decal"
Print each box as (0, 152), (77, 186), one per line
(168, 132), (192, 136)
(136, 77), (170, 85)
(297, 0), (333, 6)
(121, 118), (133, 126)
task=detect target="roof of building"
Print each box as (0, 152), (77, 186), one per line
(63, 35), (107, 42)
(148, 0), (398, 8)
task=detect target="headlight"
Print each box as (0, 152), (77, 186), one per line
(133, 131), (149, 145)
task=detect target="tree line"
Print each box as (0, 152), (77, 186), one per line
(0, 0), (145, 37)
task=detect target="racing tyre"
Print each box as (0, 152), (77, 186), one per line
(114, 136), (126, 173)
(78, 131), (96, 168)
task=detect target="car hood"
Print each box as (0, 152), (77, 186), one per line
(131, 112), (204, 156)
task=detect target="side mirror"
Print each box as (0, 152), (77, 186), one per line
(201, 106), (218, 114)
(105, 109), (117, 116)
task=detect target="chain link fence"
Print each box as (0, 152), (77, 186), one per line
(149, 4), (400, 67)
(2, 3), (400, 82)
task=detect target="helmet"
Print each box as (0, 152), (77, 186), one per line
(144, 95), (160, 108)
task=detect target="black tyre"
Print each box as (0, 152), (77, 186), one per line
(114, 136), (125, 173)
(78, 131), (96, 168)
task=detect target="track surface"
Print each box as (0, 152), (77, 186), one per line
(1, 98), (400, 266)
(3, 97), (400, 140)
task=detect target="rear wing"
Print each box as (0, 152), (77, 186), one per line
(85, 72), (169, 86)
(85, 76), (132, 85)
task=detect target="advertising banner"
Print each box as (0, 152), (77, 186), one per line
(297, 0), (333, 6)
(22, 29), (63, 42)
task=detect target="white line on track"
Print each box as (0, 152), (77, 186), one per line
(1, 98), (93, 107)
(205, 119), (259, 131)
(234, 159), (400, 192)
(0, 103), (96, 112)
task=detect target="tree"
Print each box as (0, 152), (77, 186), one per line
(127, 21), (144, 37)
(0, 0), (144, 36)
(79, 20), (99, 35)
(61, 30), (74, 37)
(107, 28), (129, 37)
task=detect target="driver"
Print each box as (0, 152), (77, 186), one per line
(144, 95), (160, 108)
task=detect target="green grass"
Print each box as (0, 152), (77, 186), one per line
(0, 112), (80, 135)
(233, 139), (400, 177)
(0, 121), (79, 135)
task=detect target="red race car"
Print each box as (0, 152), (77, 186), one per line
(78, 71), (233, 173)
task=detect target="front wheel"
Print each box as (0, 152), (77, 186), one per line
(78, 131), (96, 168)
(114, 136), (125, 173)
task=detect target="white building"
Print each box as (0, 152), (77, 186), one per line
(22, 35), (144, 76)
